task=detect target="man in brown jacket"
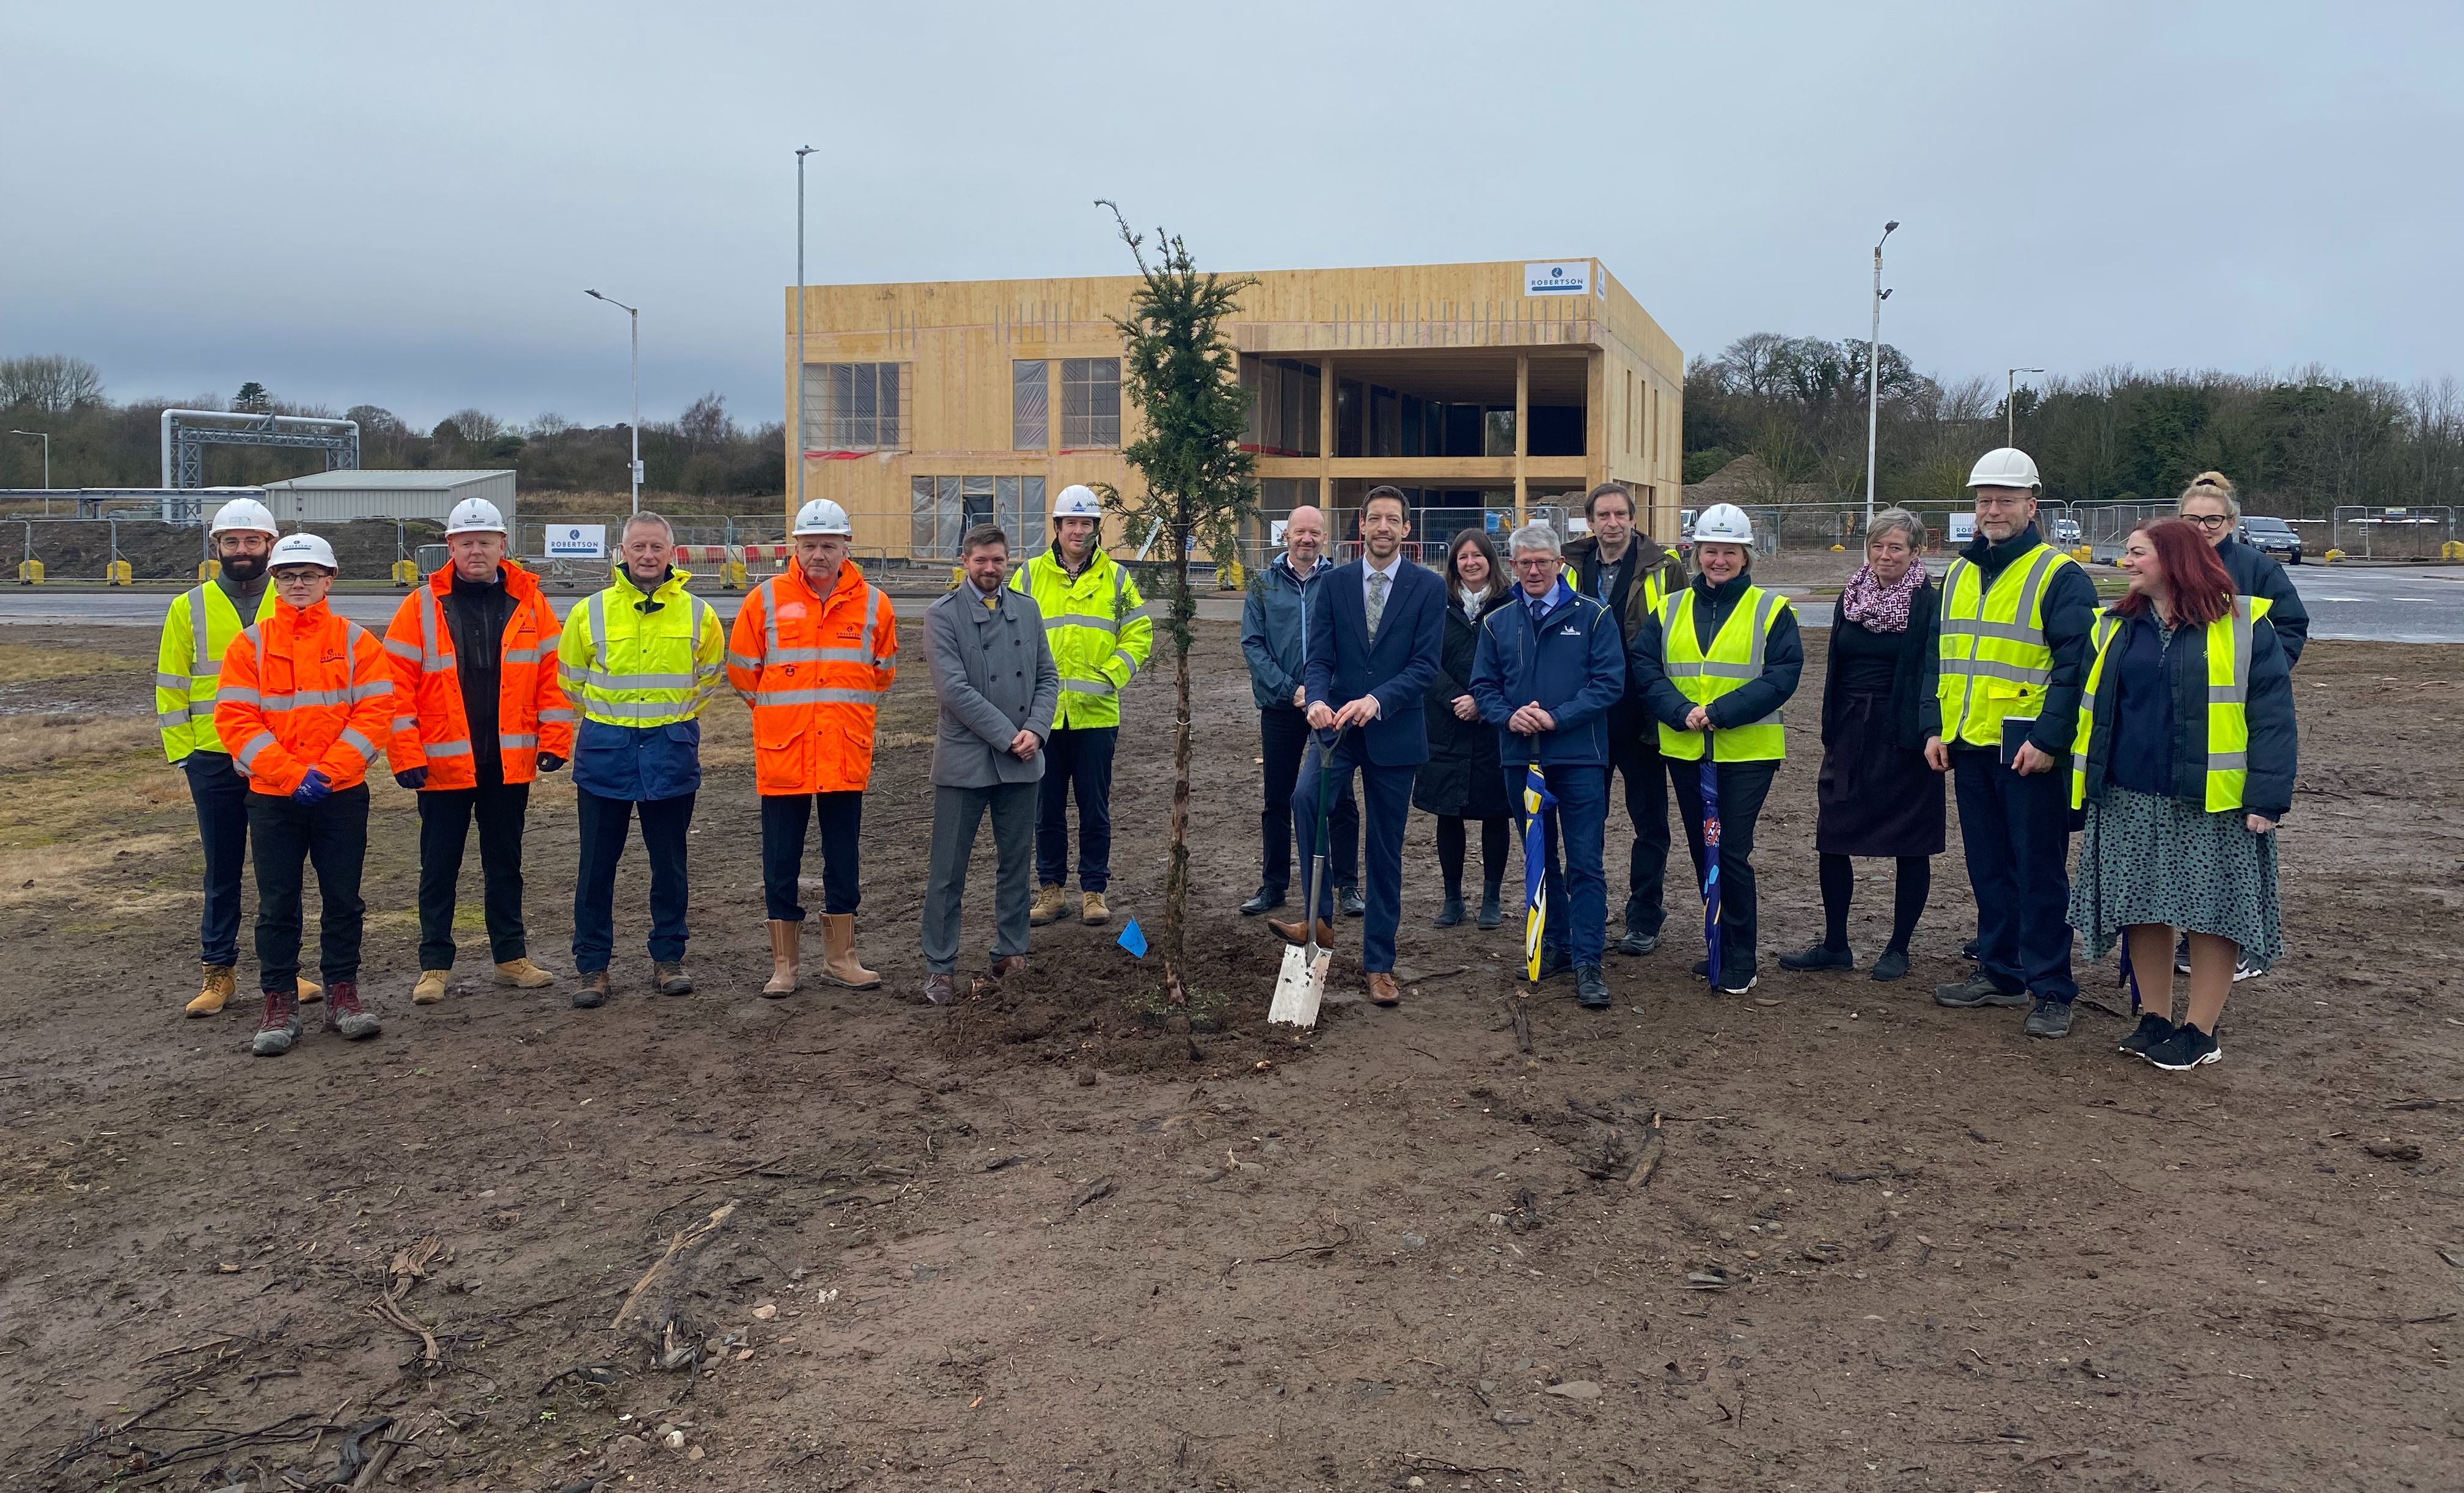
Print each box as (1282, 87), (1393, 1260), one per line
(1560, 481), (1689, 956)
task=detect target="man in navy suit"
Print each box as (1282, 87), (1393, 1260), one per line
(1270, 486), (1445, 1007)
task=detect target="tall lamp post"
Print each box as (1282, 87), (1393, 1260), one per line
(2006, 367), (2044, 449)
(585, 289), (642, 515)
(1863, 220), (1898, 526)
(7, 430), (48, 493)
(795, 145), (815, 519)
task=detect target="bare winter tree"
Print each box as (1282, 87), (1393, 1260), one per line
(0, 354), (105, 413)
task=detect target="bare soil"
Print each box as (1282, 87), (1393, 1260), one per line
(2, 623), (2460, 1492)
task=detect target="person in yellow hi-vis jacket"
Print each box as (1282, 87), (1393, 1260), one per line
(1010, 485), (1150, 927)
(556, 513), (728, 1008)
(156, 496), (320, 1016)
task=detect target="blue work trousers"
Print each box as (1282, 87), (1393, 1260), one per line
(1508, 762), (1610, 968)
(572, 788), (694, 973)
(1952, 747), (2078, 1002)
(185, 752), (252, 967)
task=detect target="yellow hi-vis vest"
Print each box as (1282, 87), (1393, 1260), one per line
(556, 567), (728, 728)
(1937, 542), (2080, 747)
(2071, 595), (2272, 812)
(1009, 548), (1151, 730)
(156, 581), (282, 761)
(1656, 585), (1790, 761)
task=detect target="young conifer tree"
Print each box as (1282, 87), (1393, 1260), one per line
(1095, 201), (1257, 1005)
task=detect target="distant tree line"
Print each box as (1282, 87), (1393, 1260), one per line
(1682, 334), (2464, 517)
(0, 354), (784, 499)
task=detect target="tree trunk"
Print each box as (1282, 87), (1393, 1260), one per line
(1162, 512), (1192, 1003)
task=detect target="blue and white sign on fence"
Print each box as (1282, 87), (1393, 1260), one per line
(544, 524), (606, 559)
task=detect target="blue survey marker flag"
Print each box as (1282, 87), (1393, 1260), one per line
(1522, 764), (1557, 982)
(1118, 917), (1148, 959)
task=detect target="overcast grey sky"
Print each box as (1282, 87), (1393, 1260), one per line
(6, 1), (2457, 429)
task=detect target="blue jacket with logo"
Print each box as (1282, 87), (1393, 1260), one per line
(1469, 583), (1628, 769)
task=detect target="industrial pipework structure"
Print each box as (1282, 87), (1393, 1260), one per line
(158, 409), (359, 521)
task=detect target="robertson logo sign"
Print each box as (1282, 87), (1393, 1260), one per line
(1525, 261), (1593, 296)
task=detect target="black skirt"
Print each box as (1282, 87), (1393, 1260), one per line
(1814, 690), (1945, 857)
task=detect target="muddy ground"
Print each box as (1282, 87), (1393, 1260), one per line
(1, 622), (2459, 1493)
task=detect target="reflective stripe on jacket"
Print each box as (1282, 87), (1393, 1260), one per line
(556, 568), (727, 728)
(1654, 585), (1791, 761)
(1937, 542), (2077, 747)
(155, 582), (280, 761)
(382, 559), (575, 788)
(1008, 549), (1150, 729)
(2072, 596), (2285, 813)
(726, 561), (898, 794)
(213, 598), (397, 796)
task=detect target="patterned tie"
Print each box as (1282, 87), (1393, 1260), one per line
(1366, 570), (1389, 640)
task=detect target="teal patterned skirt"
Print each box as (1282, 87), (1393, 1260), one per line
(2068, 787), (2283, 970)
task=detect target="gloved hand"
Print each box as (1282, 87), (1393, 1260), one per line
(394, 767), (428, 791)
(292, 769), (334, 805)
(537, 752), (566, 774)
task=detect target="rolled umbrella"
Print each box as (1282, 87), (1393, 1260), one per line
(1697, 727), (1722, 990)
(1522, 763), (1557, 983)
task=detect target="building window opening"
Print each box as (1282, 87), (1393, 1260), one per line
(805, 362), (903, 452)
(1061, 358), (1121, 448)
(1013, 361), (1049, 450)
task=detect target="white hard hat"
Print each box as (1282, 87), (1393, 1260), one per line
(210, 497), (280, 537)
(1052, 484), (1103, 519)
(268, 532), (338, 573)
(792, 497), (853, 537)
(446, 497), (507, 535)
(1692, 502), (1755, 545)
(1967, 447), (2042, 490)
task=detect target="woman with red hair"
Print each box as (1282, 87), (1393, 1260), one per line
(2067, 518), (2295, 1071)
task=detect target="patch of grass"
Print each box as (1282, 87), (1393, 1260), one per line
(0, 714), (158, 769)
(0, 641), (144, 684)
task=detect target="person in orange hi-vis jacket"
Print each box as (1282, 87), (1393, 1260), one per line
(214, 533), (397, 1058)
(726, 499), (898, 997)
(383, 497), (576, 1007)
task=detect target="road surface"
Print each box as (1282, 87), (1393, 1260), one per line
(5, 564), (2463, 641)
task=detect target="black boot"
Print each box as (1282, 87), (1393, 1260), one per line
(1476, 876), (1505, 930)
(1433, 888), (1465, 927)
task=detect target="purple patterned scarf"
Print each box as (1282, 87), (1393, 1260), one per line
(1838, 560), (1926, 633)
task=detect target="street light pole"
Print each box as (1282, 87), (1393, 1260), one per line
(795, 145), (815, 519)
(2006, 367), (2044, 449)
(7, 430), (48, 491)
(1864, 220), (1898, 527)
(585, 289), (642, 515)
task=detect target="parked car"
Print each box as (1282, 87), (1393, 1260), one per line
(2239, 515), (2304, 565)
(2052, 517), (2082, 546)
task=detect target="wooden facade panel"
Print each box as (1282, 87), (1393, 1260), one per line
(780, 260), (1684, 556)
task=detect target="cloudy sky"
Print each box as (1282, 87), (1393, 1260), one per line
(6, 1), (2456, 429)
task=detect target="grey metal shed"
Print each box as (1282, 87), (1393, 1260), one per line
(243, 469), (517, 528)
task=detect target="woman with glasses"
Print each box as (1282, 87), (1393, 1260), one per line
(2174, 472), (2306, 985)
(1415, 529), (1518, 927)
(2178, 472), (2308, 667)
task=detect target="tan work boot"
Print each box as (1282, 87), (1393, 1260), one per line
(493, 958), (556, 989)
(818, 913), (881, 990)
(763, 920), (801, 998)
(297, 974), (323, 1005)
(1029, 883), (1069, 927)
(1080, 890), (1111, 926)
(186, 964), (237, 1018)
(411, 970), (449, 1005)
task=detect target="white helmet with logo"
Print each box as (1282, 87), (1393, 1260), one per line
(792, 497), (853, 537)
(268, 532), (339, 573)
(1966, 447), (2042, 490)
(447, 497), (507, 535)
(210, 496), (280, 537)
(1052, 484), (1103, 520)
(1692, 502), (1755, 545)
